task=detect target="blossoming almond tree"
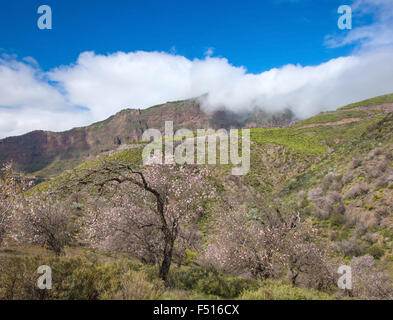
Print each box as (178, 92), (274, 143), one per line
(67, 159), (212, 285)
(350, 255), (393, 299)
(205, 208), (292, 279)
(0, 163), (30, 246)
(205, 208), (334, 288)
(12, 196), (75, 255)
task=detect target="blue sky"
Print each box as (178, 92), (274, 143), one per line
(1, 0), (393, 138)
(1, 0), (355, 73)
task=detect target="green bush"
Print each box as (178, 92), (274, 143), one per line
(0, 256), (46, 300)
(238, 280), (333, 300)
(108, 270), (165, 300)
(367, 244), (385, 259)
(0, 254), (162, 300)
(330, 213), (345, 227)
(169, 266), (256, 298)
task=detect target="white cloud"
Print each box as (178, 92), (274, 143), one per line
(325, 0), (393, 51)
(0, 56), (66, 111)
(48, 51), (196, 120)
(0, 55), (90, 138)
(48, 48), (393, 120)
(0, 1), (393, 139)
(200, 48), (393, 117)
(0, 107), (91, 139)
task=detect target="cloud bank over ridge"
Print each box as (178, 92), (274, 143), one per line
(1, 0), (393, 138)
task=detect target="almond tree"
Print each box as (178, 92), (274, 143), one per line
(281, 219), (334, 290)
(0, 163), (30, 246)
(350, 255), (393, 299)
(12, 196), (75, 255)
(66, 159), (212, 285)
(205, 209), (295, 278)
(205, 208), (334, 288)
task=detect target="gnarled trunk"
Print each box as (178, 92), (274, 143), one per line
(159, 235), (175, 286)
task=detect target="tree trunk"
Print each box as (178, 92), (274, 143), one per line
(291, 271), (299, 286)
(159, 235), (175, 287)
(0, 227), (5, 246)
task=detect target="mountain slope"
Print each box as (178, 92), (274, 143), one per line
(1, 93), (392, 181)
(43, 93), (393, 254)
(27, 92), (393, 298)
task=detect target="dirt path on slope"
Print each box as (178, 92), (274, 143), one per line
(297, 103), (393, 129)
(348, 103), (393, 113)
(297, 117), (363, 129)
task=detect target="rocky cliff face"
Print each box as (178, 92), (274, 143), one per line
(0, 98), (295, 177)
(0, 130), (90, 173)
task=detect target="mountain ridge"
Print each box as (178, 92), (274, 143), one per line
(0, 98), (295, 178)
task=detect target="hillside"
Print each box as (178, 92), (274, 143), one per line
(34, 93), (393, 230)
(1, 93), (393, 300)
(37, 93), (393, 260)
(85, 95), (391, 249)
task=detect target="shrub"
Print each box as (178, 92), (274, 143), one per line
(110, 270), (165, 300)
(314, 191), (345, 220)
(238, 280), (333, 300)
(350, 255), (393, 300)
(364, 232), (380, 244)
(355, 211), (378, 234)
(336, 237), (362, 257)
(314, 203), (330, 220)
(344, 183), (369, 200)
(0, 256), (44, 300)
(367, 147), (384, 160)
(327, 191), (342, 203)
(327, 191), (345, 214)
(367, 244), (385, 259)
(351, 159), (363, 169)
(322, 173), (335, 192)
(297, 191), (307, 207)
(307, 187), (323, 202)
(330, 214), (345, 227)
(0, 254), (139, 300)
(169, 266), (256, 298)
(373, 173), (393, 189)
(366, 160), (388, 179)
(384, 151), (393, 161)
(321, 173), (342, 192)
(343, 171), (354, 184)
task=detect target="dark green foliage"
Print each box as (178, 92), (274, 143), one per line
(367, 244), (385, 260)
(0, 255), (125, 300)
(239, 280), (333, 300)
(169, 266), (257, 298)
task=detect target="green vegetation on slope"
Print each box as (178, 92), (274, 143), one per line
(339, 93), (393, 110)
(251, 128), (327, 156)
(293, 110), (368, 127)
